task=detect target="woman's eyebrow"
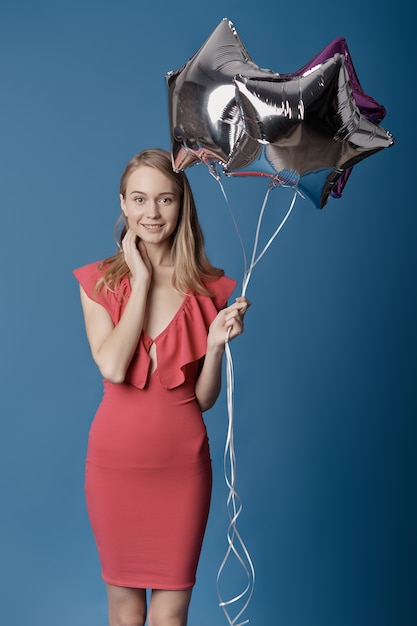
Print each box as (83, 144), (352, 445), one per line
(129, 190), (176, 196)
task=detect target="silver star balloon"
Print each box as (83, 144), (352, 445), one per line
(166, 18), (278, 174)
(227, 54), (394, 207)
(166, 18), (394, 207)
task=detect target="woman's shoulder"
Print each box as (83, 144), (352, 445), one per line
(72, 259), (108, 301)
(200, 274), (238, 309)
(73, 259), (106, 278)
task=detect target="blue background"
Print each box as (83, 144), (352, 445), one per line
(1, 1), (415, 624)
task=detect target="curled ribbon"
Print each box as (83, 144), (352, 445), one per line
(215, 178), (298, 625)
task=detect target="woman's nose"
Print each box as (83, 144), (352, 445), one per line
(146, 201), (161, 218)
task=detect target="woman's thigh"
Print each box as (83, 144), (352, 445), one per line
(148, 588), (193, 626)
(106, 583), (147, 626)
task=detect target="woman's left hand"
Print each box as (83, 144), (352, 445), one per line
(208, 296), (251, 350)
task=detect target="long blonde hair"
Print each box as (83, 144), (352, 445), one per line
(96, 148), (223, 296)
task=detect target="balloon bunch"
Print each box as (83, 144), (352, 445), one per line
(167, 18), (394, 209)
(166, 18), (394, 626)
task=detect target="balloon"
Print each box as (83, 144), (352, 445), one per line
(166, 19), (395, 208)
(226, 53), (394, 208)
(166, 18), (278, 175)
(292, 37), (386, 124)
(289, 37), (389, 199)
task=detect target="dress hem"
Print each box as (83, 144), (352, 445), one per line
(102, 575), (195, 591)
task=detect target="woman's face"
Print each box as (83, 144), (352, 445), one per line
(120, 165), (181, 245)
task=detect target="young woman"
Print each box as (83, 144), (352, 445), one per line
(74, 148), (250, 626)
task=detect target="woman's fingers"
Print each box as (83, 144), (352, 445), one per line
(121, 229), (136, 255)
(225, 297), (251, 321)
(208, 298), (251, 347)
(223, 297), (251, 339)
(122, 230), (152, 281)
(235, 296), (251, 308)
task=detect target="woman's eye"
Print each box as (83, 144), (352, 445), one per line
(160, 197), (171, 204)
(134, 197), (144, 203)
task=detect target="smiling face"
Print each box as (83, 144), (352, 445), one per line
(120, 165), (181, 246)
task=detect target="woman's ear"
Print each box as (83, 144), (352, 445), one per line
(120, 193), (128, 216)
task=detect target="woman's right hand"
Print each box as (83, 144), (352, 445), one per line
(122, 229), (152, 286)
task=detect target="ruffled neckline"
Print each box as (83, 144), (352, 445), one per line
(124, 278), (236, 390)
(73, 260), (237, 391)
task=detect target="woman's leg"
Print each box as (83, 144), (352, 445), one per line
(147, 588), (193, 626)
(106, 583), (147, 626)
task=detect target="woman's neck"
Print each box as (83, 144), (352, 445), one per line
(143, 240), (173, 268)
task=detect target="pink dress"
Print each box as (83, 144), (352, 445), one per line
(74, 261), (236, 589)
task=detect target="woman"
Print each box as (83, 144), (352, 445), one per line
(74, 148), (250, 626)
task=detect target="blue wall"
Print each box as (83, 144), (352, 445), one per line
(0, 1), (415, 624)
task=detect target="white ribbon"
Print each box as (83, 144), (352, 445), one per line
(215, 177), (298, 624)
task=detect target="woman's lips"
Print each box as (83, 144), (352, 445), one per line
(141, 224), (163, 232)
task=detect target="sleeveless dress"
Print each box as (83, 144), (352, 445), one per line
(73, 261), (237, 590)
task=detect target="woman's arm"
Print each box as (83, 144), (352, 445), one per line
(195, 297), (250, 412)
(79, 279), (149, 383)
(79, 230), (152, 383)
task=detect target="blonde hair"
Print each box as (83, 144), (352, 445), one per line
(96, 148), (223, 297)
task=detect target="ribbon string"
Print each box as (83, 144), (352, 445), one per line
(216, 175), (248, 280)
(215, 177), (298, 625)
(217, 335), (255, 626)
(242, 186), (298, 296)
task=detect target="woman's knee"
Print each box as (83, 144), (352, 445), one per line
(108, 605), (147, 626)
(110, 618), (146, 626)
(148, 614), (188, 626)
